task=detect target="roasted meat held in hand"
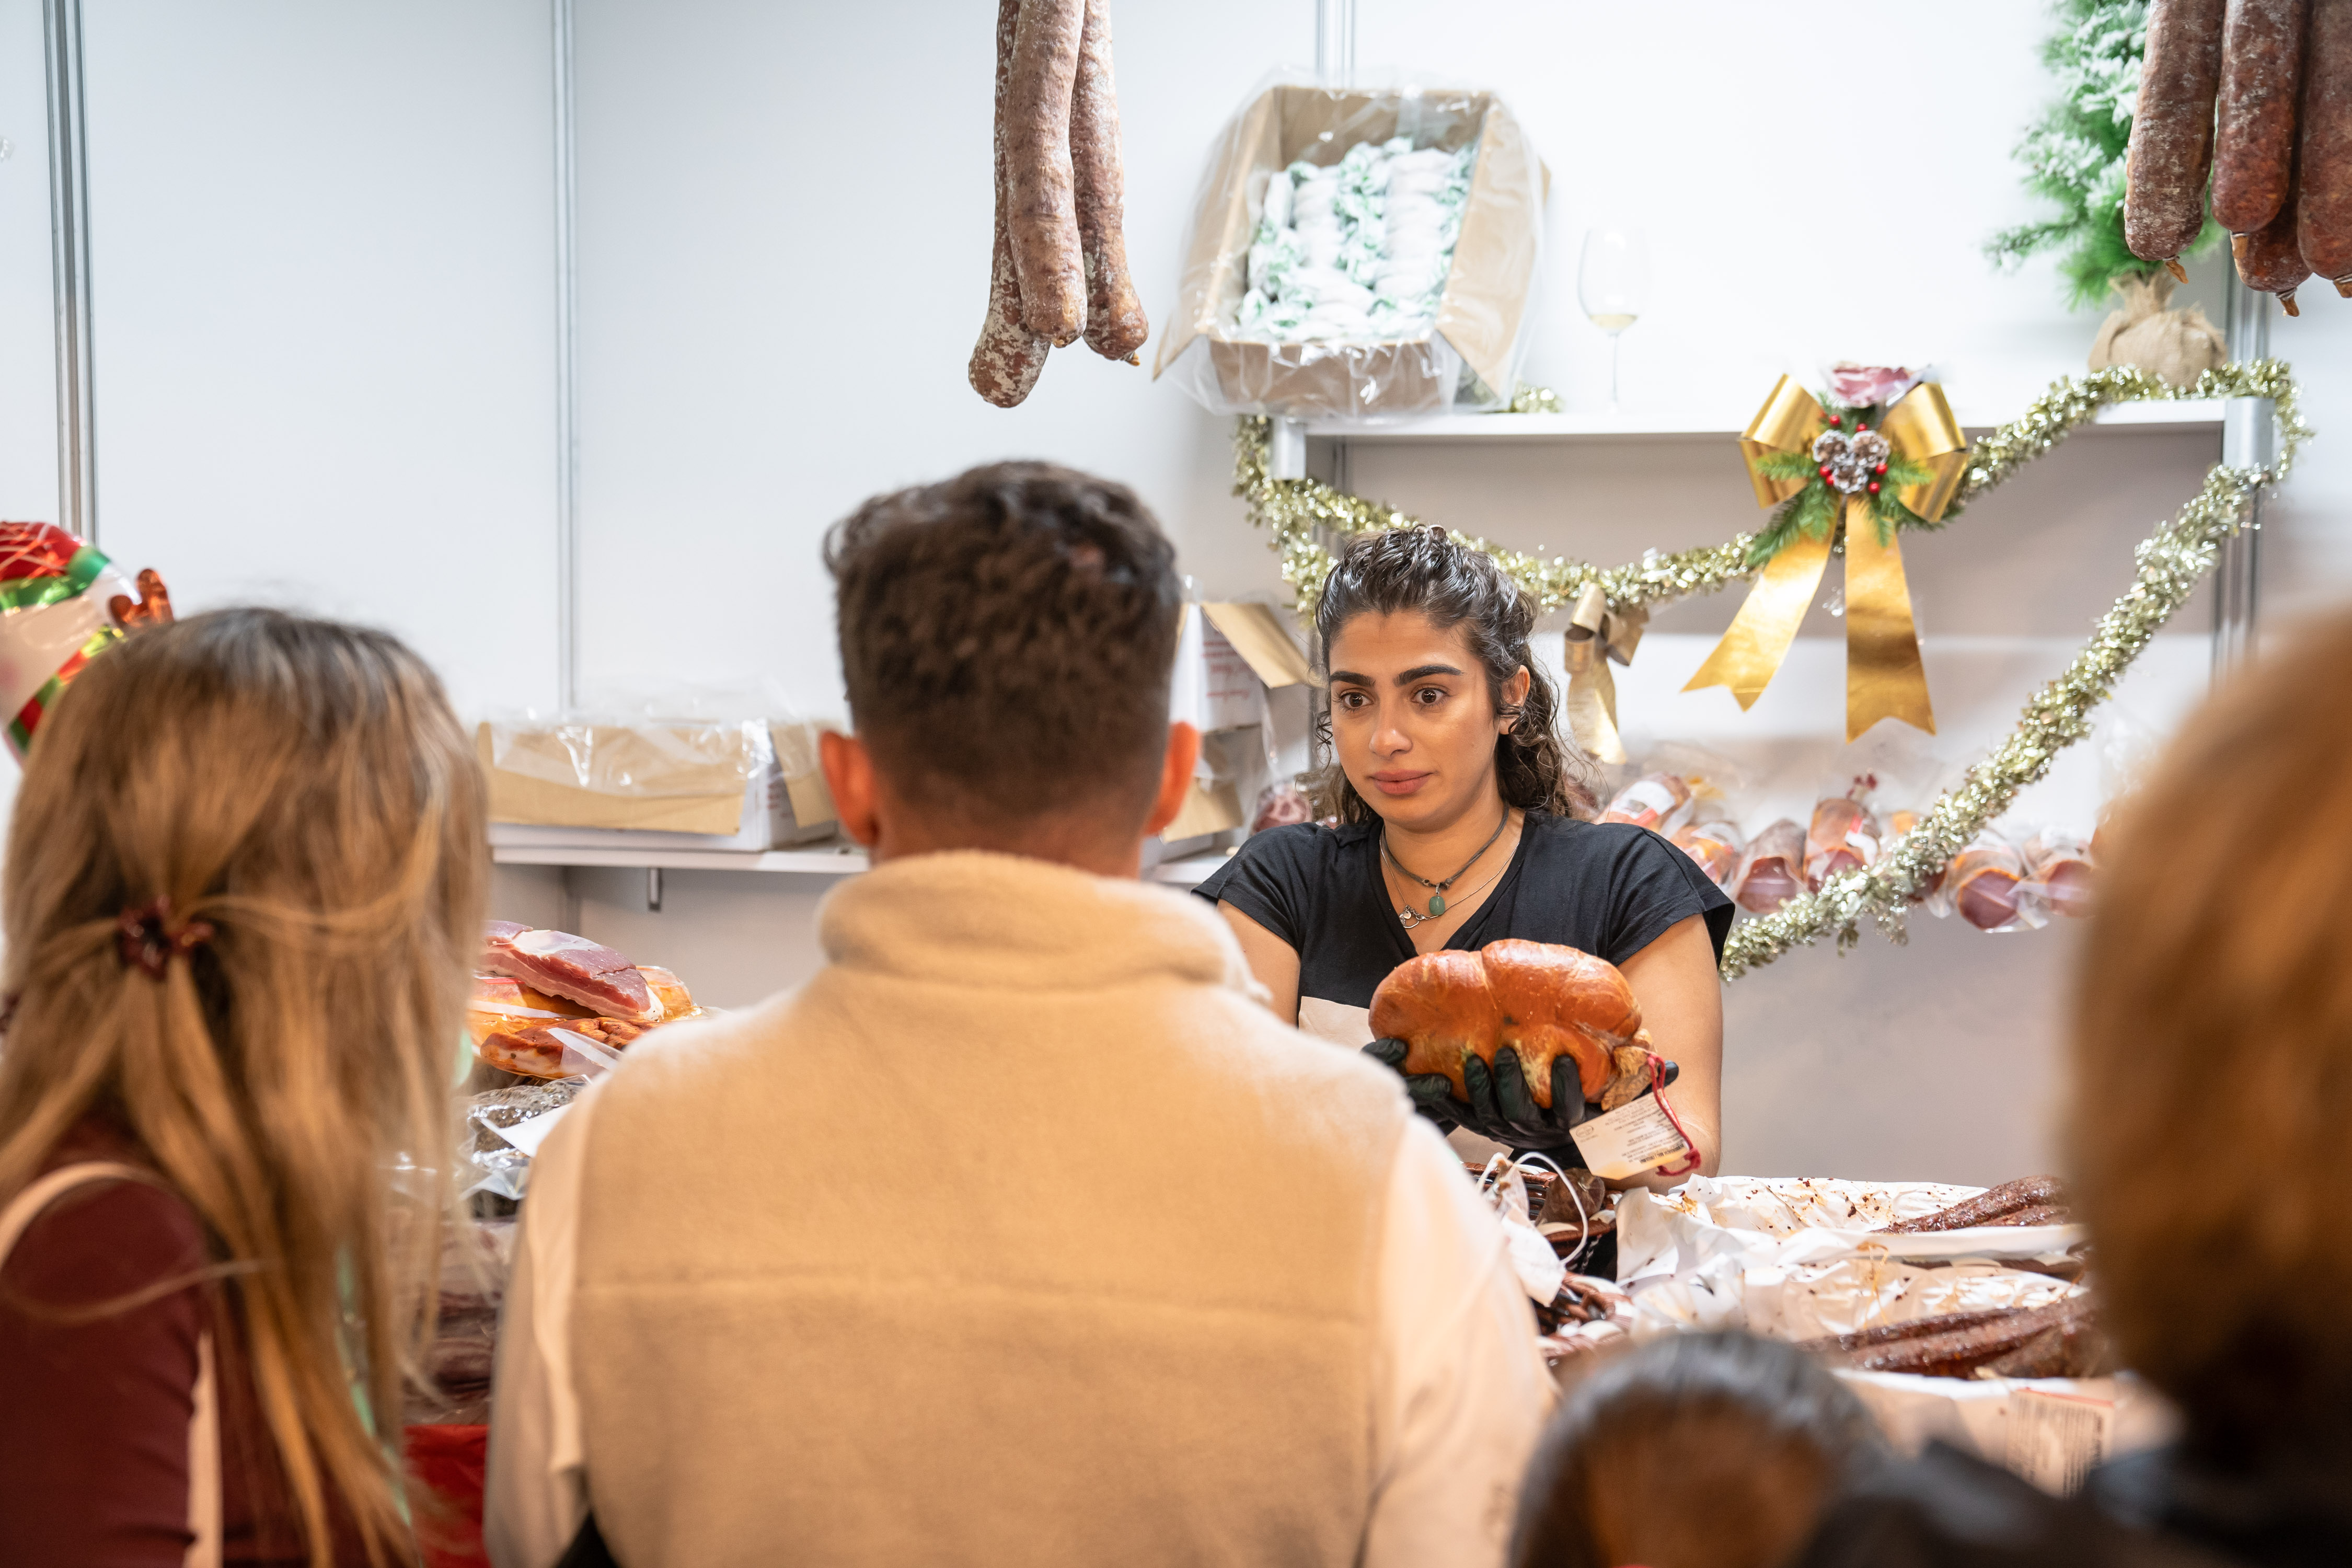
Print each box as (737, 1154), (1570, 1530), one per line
(1370, 939), (1657, 1111)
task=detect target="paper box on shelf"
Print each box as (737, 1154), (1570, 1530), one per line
(480, 718), (838, 852)
(1155, 79), (1547, 422)
(1162, 604), (1314, 844)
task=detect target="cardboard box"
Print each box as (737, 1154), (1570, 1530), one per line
(480, 719), (837, 851)
(1155, 82), (1547, 422)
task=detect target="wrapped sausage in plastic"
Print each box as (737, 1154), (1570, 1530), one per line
(2019, 831), (2096, 920)
(1734, 819), (1807, 913)
(1599, 771), (1692, 834)
(1805, 793), (1883, 892)
(1943, 833), (2043, 932)
(1669, 816), (1746, 891)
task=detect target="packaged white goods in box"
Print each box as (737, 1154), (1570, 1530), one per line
(1155, 75), (1545, 422)
(479, 718), (837, 851)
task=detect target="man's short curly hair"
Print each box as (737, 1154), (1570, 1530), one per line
(825, 462), (1183, 826)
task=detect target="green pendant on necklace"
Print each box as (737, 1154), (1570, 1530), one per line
(1426, 893), (1446, 917)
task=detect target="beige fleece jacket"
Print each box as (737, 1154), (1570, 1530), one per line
(567, 849), (1415, 1567)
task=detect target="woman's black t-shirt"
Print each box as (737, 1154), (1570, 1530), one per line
(1192, 809), (1734, 1047)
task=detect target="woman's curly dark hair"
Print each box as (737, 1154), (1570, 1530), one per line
(1311, 525), (1599, 824)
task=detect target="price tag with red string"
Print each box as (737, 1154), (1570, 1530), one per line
(1573, 1057), (1701, 1182)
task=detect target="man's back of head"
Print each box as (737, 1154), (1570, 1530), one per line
(820, 460), (1196, 876)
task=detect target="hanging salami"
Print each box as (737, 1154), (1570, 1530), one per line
(969, 0), (1051, 408)
(1005, 0), (1089, 345)
(2211, 0), (2309, 234)
(2126, 0), (2229, 273)
(1069, 0), (1147, 363)
(2298, 0), (2352, 294)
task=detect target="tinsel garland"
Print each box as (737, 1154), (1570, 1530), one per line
(1232, 360), (2310, 977)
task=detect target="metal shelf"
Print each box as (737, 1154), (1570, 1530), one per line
(490, 843), (1239, 888)
(1300, 398), (2228, 444)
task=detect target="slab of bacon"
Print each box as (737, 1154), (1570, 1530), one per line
(483, 925), (662, 1023)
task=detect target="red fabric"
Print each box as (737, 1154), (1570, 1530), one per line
(403, 1424), (491, 1568)
(0, 1117), (366, 1566)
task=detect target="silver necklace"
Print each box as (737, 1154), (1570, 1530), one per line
(1396, 857), (1509, 929)
(1382, 809), (1511, 918)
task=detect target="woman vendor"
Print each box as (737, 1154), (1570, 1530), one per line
(1194, 526), (1732, 1187)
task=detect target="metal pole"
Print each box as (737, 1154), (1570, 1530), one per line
(2213, 272), (2270, 679)
(42, 0), (96, 544)
(1315, 0), (1355, 88)
(552, 0), (581, 711)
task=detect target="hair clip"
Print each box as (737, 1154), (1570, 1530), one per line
(117, 896), (213, 980)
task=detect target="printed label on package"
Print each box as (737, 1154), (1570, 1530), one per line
(1573, 1094), (1695, 1180)
(2006, 1388), (2113, 1495)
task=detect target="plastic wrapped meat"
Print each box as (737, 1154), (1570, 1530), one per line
(2020, 831), (2095, 919)
(1669, 818), (1745, 890)
(468, 975), (629, 1080)
(1734, 820), (1806, 913)
(1805, 795), (1883, 891)
(1947, 835), (2032, 931)
(1599, 772), (1693, 833)
(483, 926), (660, 1023)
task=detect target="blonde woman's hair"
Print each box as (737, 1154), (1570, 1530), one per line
(0, 608), (487, 1567)
(2072, 608), (2352, 1461)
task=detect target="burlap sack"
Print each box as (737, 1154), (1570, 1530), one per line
(2087, 272), (2226, 388)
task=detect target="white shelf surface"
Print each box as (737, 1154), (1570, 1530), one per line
(1302, 399), (2227, 443)
(491, 842), (1239, 888)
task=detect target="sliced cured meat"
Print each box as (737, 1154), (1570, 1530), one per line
(1947, 836), (2028, 930)
(1669, 818), (1744, 890)
(637, 963), (699, 1023)
(486, 928), (662, 1024)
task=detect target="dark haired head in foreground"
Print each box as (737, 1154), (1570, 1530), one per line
(822, 460), (1195, 869)
(1512, 1332), (1884, 1568)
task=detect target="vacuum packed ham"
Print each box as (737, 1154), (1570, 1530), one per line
(1371, 939), (1654, 1109)
(2126, 0), (2229, 272)
(1734, 820), (1806, 913)
(481, 925), (662, 1024)
(1599, 771), (1692, 833)
(1805, 794), (1882, 892)
(1670, 818), (1745, 890)
(2022, 832), (2096, 919)
(1947, 836), (2029, 931)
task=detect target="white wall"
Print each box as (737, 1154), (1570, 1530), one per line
(13, 1), (2352, 1183)
(76, 0), (563, 721)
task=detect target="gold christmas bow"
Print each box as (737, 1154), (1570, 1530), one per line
(1560, 583), (1646, 765)
(1684, 376), (1968, 741)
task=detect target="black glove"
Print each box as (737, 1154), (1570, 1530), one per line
(1362, 1039), (1461, 1135)
(1364, 1041), (1681, 1155)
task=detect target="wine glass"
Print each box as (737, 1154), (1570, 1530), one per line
(1577, 227), (1650, 414)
